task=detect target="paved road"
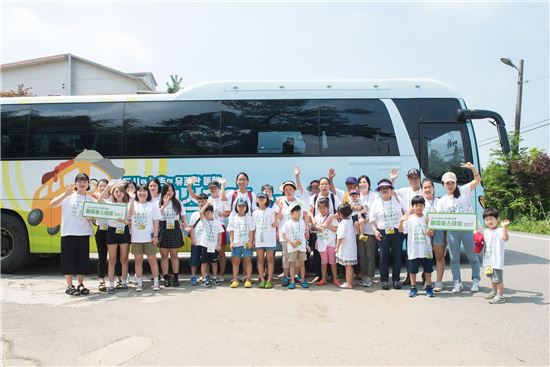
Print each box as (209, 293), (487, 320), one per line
(2, 232), (549, 366)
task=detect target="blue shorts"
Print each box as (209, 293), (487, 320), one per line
(408, 257), (434, 274)
(256, 246), (277, 252)
(190, 245), (202, 267)
(231, 246), (253, 258)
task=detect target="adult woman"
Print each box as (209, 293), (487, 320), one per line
(356, 175), (378, 287)
(147, 178), (162, 206)
(435, 163), (482, 293)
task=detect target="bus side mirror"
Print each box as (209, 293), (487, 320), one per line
(457, 109), (511, 154)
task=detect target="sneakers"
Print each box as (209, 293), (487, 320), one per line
(281, 277), (290, 287)
(230, 280), (240, 288)
(288, 282), (296, 289)
(393, 281), (402, 290)
(201, 275), (212, 288)
(489, 295), (505, 304)
(433, 281), (444, 292)
(244, 280), (252, 288)
(164, 275), (171, 288)
(107, 286), (115, 294)
(451, 281), (463, 294)
(485, 290), (497, 299)
(301, 281), (309, 289)
(152, 280), (160, 291)
(362, 277), (373, 287)
(258, 280), (266, 288)
(409, 287), (418, 297)
(339, 282), (352, 289)
(214, 277), (223, 286)
(265, 281), (273, 289)
(120, 283), (129, 292)
(172, 274), (180, 287)
(426, 286), (435, 298)
(470, 279), (480, 292)
(382, 282), (390, 290)
(190, 276), (197, 286)
(136, 281), (143, 292)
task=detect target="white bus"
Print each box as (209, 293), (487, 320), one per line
(0, 79), (510, 272)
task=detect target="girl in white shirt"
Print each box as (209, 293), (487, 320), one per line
(147, 178), (162, 206)
(253, 192), (279, 289)
(311, 198), (340, 286)
(336, 204), (358, 289)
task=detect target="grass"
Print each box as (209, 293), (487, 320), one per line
(508, 216), (550, 235)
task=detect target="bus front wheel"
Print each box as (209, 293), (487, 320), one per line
(1, 214), (31, 273)
(27, 209), (43, 226)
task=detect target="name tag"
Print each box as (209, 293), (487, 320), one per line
(115, 227), (125, 235)
(167, 222), (175, 230)
(386, 227), (395, 235)
(99, 224), (108, 231)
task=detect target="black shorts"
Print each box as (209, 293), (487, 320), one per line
(199, 246), (219, 264)
(61, 235), (90, 275)
(407, 257), (434, 274)
(106, 226), (130, 245)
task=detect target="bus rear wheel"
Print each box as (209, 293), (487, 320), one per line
(1, 214), (31, 273)
(47, 225), (60, 235)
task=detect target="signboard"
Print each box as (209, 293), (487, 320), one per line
(82, 201), (128, 221)
(427, 212), (477, 231)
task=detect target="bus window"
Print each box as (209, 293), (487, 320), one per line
(419, 123), (473, 184)
(124, 101), (221, 157)
(221, 100), (319, 155)
(28, 103), (123, 159)
(1, 105), (29, 159)
(319, 99), (399, 156)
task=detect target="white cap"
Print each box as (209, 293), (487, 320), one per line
(441, 172), (457, 183)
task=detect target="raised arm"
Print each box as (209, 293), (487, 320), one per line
(219, 178), (228, 202)
(187, 176), (200, 201)
(461, 162), (482, 191)
(501, 219), (510, 241)
(50, 184), (76, 208)
(390, 168), (399, 185)
(294, 165), (306, 196)
(328, 168), (337, 194)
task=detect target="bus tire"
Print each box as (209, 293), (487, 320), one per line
(27, 209), (43, 226)
(47, 225), (60, 236)
(1, 213), (31, 273)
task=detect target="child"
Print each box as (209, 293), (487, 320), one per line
(98, 181), (135, 294)
(311, 198), (340, 286)
(253, 192), (279, 288)
(348, 189), (368, 238)
(50, 173), (94, 296)
(482, 208), (510, 304)
(281, 205), (310, 289)
(335, 204), (358, 289)
(196, 201), (225, 288)
(228, 198), (255, 288)
(130, 184), (162, 292)
(188, 193), (209, 286)
(398, 195), (435, 298)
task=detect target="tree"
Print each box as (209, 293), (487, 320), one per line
(1, 84), (33, 97)
(166, 75), (183, 94)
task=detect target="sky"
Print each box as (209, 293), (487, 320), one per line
(1, 0), (548, 167)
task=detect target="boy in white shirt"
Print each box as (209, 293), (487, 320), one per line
(482, 208), (510, 304)
(281, 205), (310, 289)
(398, 195), (435, 298)
(196, 201), (225, 288)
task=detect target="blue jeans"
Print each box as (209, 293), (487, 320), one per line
(447, 231), (480, 282)
(378, 229), (403, 282)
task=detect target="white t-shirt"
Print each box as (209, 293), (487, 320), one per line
(189, 211), (202, 245)
(435, 184), (474, 213)
(395, 187), (423, 211)
(197, 218), (225, 253)
(313, 213), (338, 252)
(131, 201), (162, 243)
(60, 193), (93, 236)
(336, 219), (357, 261)
(298, 189), (311, 207)
(423, 196), (439, 216)
(309, 192), (341, 215)
(227, 214), (255, 247)
(403, 215), (432, 260)
(369, 197), (405, 230)
(281, 218), (307, 253)
(253, 207), (277, 247)
(151, 195), (161, 207)
(211, 196), (230, 222)
(275, 197), (307, 242)
(360, 191), (378, 235)
(227, 190), (257, 218)
(159, 200), (184, 230)
(483, 227), (507, 270)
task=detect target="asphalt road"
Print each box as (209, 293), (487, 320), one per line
(2, 232), (549, 366)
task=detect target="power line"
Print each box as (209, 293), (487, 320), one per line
(476, 118), (550, 144)
(477, 122), (550, 148)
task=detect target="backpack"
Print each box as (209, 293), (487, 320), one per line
(231, 190), (253, 210)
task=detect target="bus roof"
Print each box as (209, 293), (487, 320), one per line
(0, 78), (461, 104)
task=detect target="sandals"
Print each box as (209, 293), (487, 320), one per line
(115, 281), (123, 290)
(77, 284), (90, 295)
(65, 285), (80, 296)
(98, 281), (107, 292)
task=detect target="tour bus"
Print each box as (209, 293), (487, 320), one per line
(0, 79), (510, 272)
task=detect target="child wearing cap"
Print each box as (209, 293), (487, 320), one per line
(398, 195), (435, 298)
(336, 203), (358, 289)
(228, 198), (255, 288)
(50, 173), (95, 296)
(481, 208), (510, 304)
(253, 192), (279, 288)
(281, 204), (310, 289)
(435, 163), (482, 294)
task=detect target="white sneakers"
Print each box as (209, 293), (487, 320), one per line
(136, 281), (143, 292)
(485, 290), (497, 299)
(470, 279), (480, 292)
(451, 281), (464, 293)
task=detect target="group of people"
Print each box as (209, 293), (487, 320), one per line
(52, 162), (510, 304)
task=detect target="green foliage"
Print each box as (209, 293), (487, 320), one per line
(166, 74), (183, 94)
(1, 84), (33, 97)
(508, 217), (550, 235)
(483, 134), (550, 224)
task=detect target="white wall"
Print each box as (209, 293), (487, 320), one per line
(72, 59), (137, 95)
(1, 60), (68, 96)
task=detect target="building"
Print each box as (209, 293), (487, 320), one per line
(0, 53), (158, 96)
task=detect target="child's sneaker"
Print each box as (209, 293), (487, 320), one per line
(205, 275), (212, 287)
(288, 282), (296, 289)
(244, 280), (252, 288)
(152, 280), (160, 291)
(230, 280), (240, 288)
(489, 295), (505, 304)
(451, 281), (463, 294)
(107, 286), (115, 294)
(364, 277), (373, 287)
(301, 281), (309, 289)
(409, 287), (418, 297)
(265, 281), (273, 289)
(470, 279), (480, 292)
(190, 276), (197, 286)
(426, 286), (435, 298)
(294, 275), (301, 283)
(258, 280), (266, 288)
(136, 281), (143, 292)
(433, 281), (444, 292)
(214, 277), (223, 286)
(485, 290), (497, 299)
(120, 283), (129, 292)
(281, 277), (290, 287)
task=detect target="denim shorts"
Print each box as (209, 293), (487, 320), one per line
(231, 246), (253, 258)
(190, 245), (202, 267)
(256, 246), (277, 252)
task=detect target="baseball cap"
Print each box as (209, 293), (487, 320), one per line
(208, 180), (221, 188)
(345, 177), (358, 185)
(350, 189), (359, 195)
(235, 197), (248, 206)
(441, 172), (457, 183)
(407, 168), (421, 177)
(256, 191), (268, 199)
